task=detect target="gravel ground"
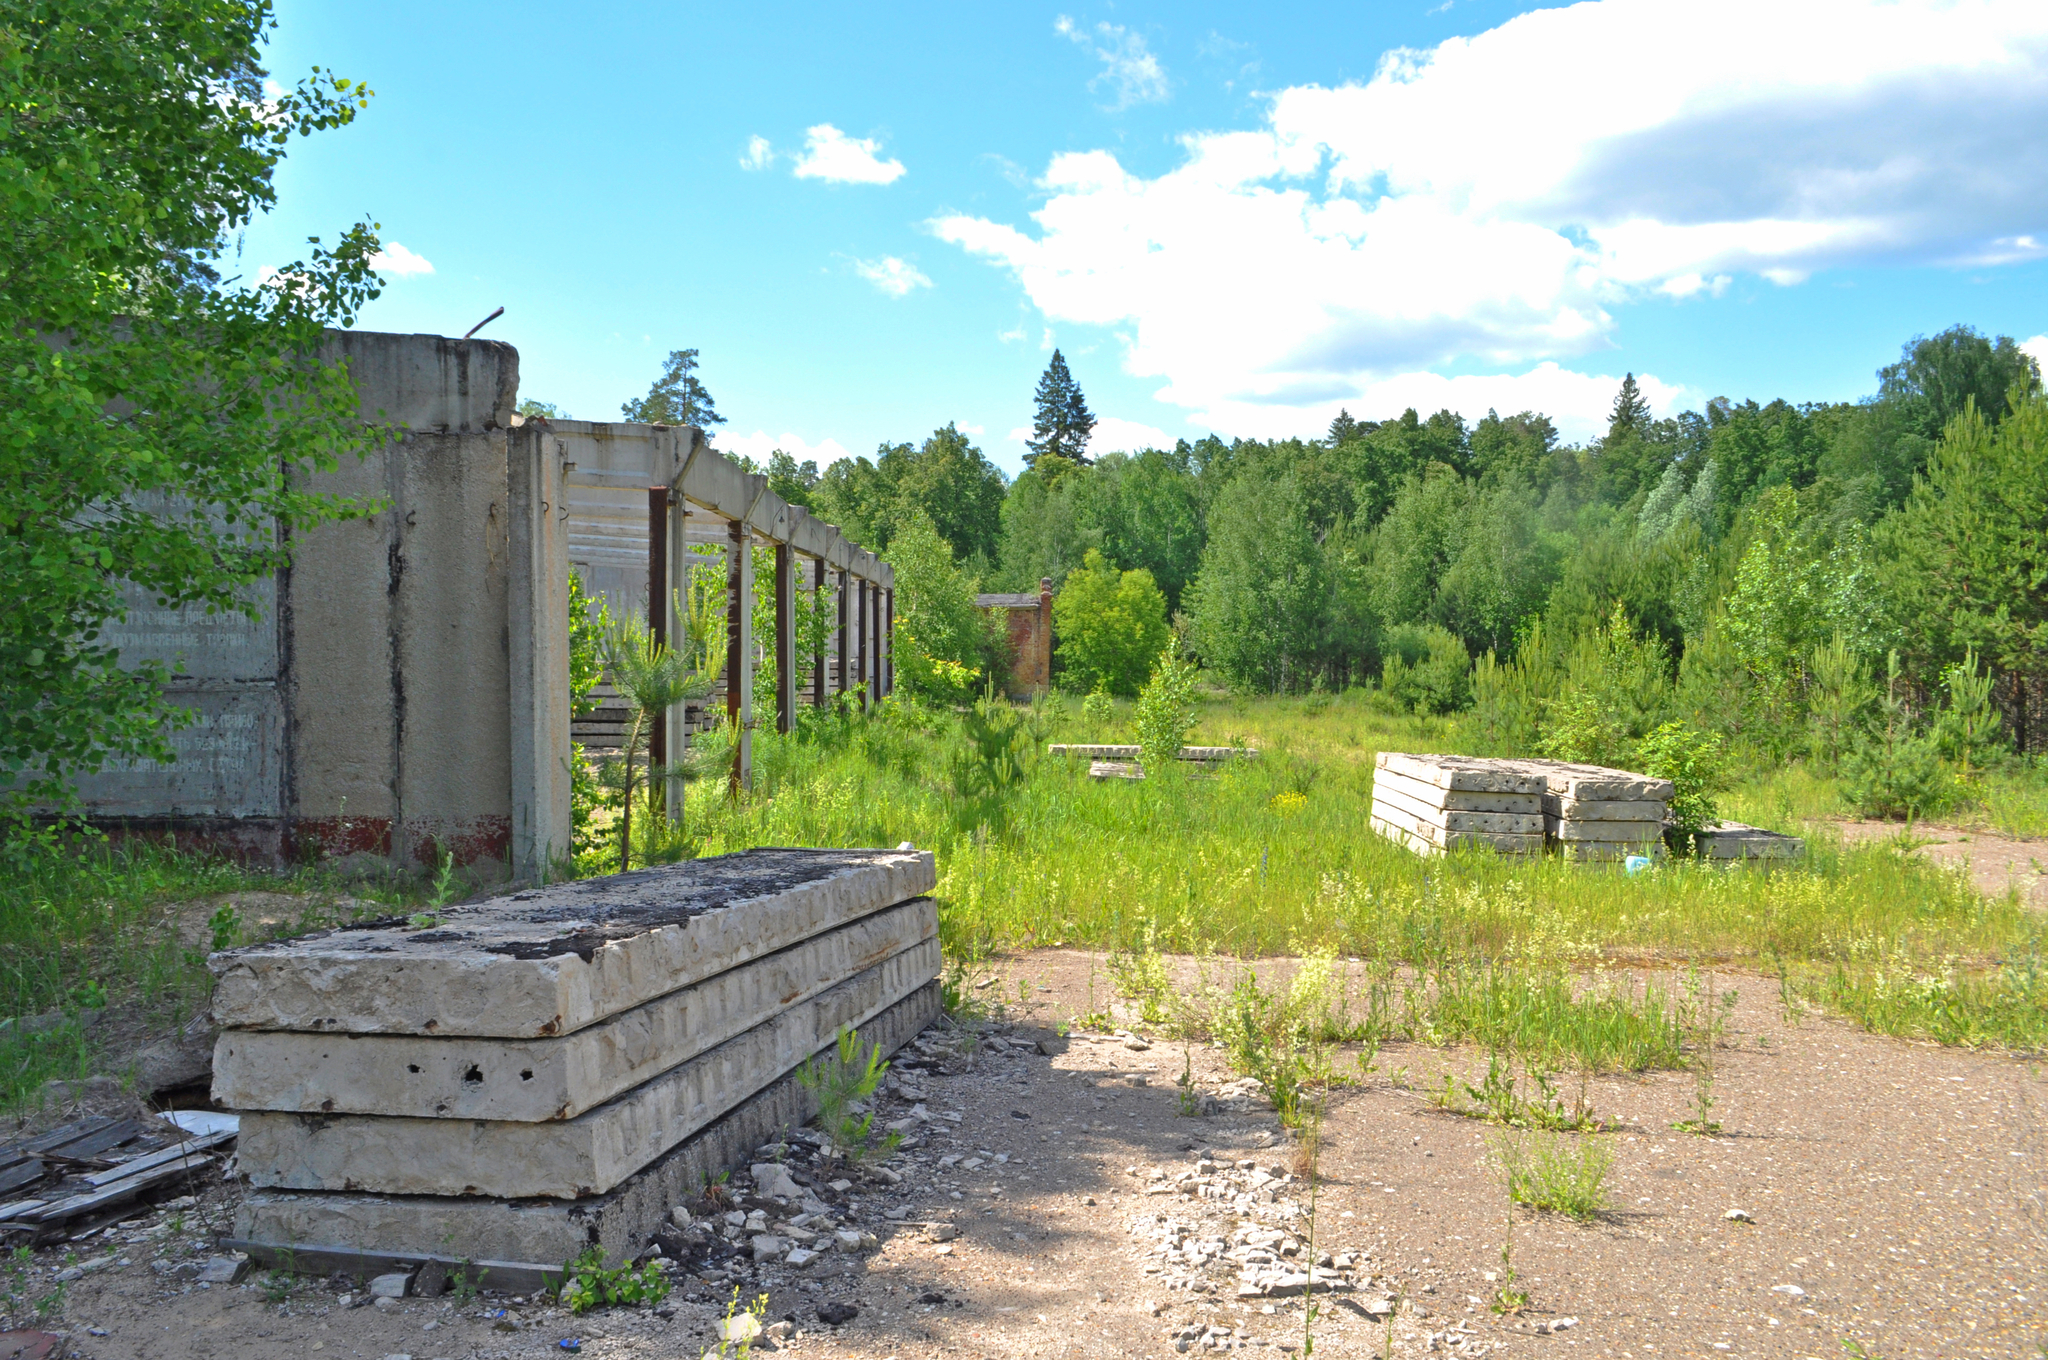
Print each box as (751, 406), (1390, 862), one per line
(10, 949), (2045, 1359)
(1830, 820), (2048, 909)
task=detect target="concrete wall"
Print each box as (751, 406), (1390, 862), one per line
(74, 331), (571, 883)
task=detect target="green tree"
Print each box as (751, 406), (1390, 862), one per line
(517, 398), (564, 419)
(621, 348), (723, 427)
(812, 424), (1006, 565)
(1025, 349), (1095, 473)
(765, 449), (819, 509)
(1188, 472), (1329, 692)
(887, 510), (990, 702)
(1879, 389), (2048, 747)
(1, 0), (383, 818)
(1053, 549), (1170, 696)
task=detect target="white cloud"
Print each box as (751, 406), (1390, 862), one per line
(740, 135), (774, 171)
(958, 422), (986, 436)
(2022, 335), (2048, 373)
(852, 256), (933, 297)
(791, 124), (905, 185)
(1058, 16), (1169, 109)
(1089, 416), (1178, 454)
(717, 431), (854, 468)
(368, 242), (434, 277)
(940, 0), (2048, 435)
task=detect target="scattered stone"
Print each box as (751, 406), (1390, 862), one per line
(785, 1247), (817, 1268)
(752, 1162), (803, 1201)
(925, 1223), (960, 1242)
(195, 1256), (248, 1285)
(752, 1234), (786, 1262)
(817, 1301), (859, 1325)
(368, 1271), (413, 1299)
(1724, 1208), (1754, 1223)
(670, 1205), (693, 1229)
(1772, 1283), (1807, 1297)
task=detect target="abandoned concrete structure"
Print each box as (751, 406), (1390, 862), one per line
(70, 330), (894, 882)
(976, 577), (1054, 697)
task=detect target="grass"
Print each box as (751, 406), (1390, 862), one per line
(1494, 1129), (1614, 1221)
(0, 834), (427, 1111)
(2, 689), (2042, 1114)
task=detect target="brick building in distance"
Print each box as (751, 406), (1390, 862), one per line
(977, 577), (1054, 697)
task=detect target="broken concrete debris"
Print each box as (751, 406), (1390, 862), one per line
(220, 847), (939, 1275)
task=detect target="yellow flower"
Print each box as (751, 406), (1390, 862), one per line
(1270, 791), (1307, 814)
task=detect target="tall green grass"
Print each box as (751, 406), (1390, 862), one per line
(665, 693), (2045, 1051)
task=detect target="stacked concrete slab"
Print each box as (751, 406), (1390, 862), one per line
(1369, 753), (1546, 857)
(211, 847), (938, 1281)
(1511, 759), (1675, 861)
(1697, 820), (1804, 861)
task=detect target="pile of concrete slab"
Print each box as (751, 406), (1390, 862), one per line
(1523, 758), (1675, 862)
(1696, 820), (1805, 861)
(1371, 753), (1680, 861)
(210, 847), (938, 1287)
(1369, 752), (1546, 857)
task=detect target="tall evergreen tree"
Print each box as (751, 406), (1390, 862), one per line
(622, 349), (724, 428)
(1026, 350), (1095, 470)
(1328, 408), (1360, 445)
(1608, 373), (1651, 440)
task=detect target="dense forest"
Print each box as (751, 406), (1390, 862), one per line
(738, 326), (2046, 805)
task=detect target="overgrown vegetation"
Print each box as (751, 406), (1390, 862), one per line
(797, 1025), (902, 1166)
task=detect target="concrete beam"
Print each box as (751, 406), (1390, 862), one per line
(231, 982), (938, 1270)
(209, 848), (935, 1037)
(213, 898), (935, 1121)
(235, 940), (939, 1199)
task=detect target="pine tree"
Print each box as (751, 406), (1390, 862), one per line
(1328, 408), (1360, 446)
(1026, 350), (1095, 470)
(1608, 373), (1650, 441)
(622, 349), (725, 427)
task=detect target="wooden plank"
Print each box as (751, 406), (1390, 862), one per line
(0, 1162), (44, 1197)
(23, 1156), (213, 1223)
(83, 1131), (234, 1187)
(43, 1120), (144, 1162)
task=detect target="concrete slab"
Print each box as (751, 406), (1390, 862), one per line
(1557, 840), (1667, 862)
(1369, 784), (1543, 835)
(1543, 795), (1669, 821)
(235, 940), (938, 1199)
(1370, 768), (1541, 815)
(1503, 759), (1674, 802)
(1547, 818), (1666, 843)
(213, 898), (936, 1121)
(210, 847), (934, 1037)
(1375, 752), (1546, 795)
(1370, 814), (1542, 857)
(1701, 821), (1805, 860)
(1049, 745), (1254, 761)
(232, 982), (939, 1270)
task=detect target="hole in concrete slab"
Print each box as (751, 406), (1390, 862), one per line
(407, 1064), (421, 1074)
(521, 1070), (534, 1081)
(462, 1065), (483, 1085)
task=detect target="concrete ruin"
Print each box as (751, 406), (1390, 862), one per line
(69, 330), (895, 882)
(216, 847), (938, 1282)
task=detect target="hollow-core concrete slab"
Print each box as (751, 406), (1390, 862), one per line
(209, 848), (933, 1037)
(212, 898), (936, 1120)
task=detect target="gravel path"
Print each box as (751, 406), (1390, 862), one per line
(14, 949), (2047, 1359)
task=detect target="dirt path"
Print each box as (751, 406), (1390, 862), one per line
(18, 950), (2048, 1359)
(1828, 819), (2048, 909)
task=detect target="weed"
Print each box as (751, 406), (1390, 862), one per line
(559, 1246), (670, 1313)
(1107, 921), (1175, 1026)
(1495, 1130), (1613, 1221)
(207, 903), (242, 952)
(702, 1288), (771, 1358)
(1174, 1044), (1201, 1117)
(2, 1245), (64, 1323)
(798, 1026), (902, 1166)
(261, 1246), (298, 1305)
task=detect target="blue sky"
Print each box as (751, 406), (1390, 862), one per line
(247, 0), (2048, 476)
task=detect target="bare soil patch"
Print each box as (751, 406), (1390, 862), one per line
(9, 950), (2045, 1360)
(1830, 820), (2048, 908)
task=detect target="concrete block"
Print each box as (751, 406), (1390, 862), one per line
(1542, 795), (1669, 821)
(1375, 752), (1545, 795)
(368, 1271), (412, 1298)
(1547, 818), (1666, 843)
(1371, 768), (1541, 815)
(1556, 840), (1667, 862)
(235, 941), (939, 1199)
(230, 982), (938, 1271)
(210, 847), (935, 1037)
(213, 898), (935, 1120)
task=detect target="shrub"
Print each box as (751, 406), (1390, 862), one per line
(1134, 648), (1200, 776)
(1843, 651), (1957, 820)
(1635, 721), (1728, 850)
(1053, 549), (1171, 696)
(1380, 623), (1473, 715)
(1081, 686), (1116, 733)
